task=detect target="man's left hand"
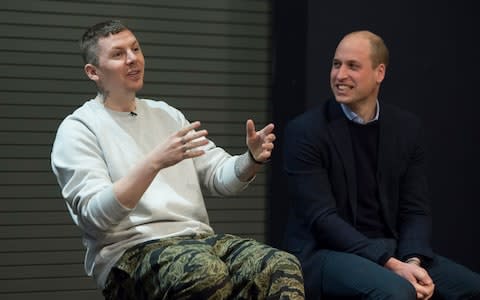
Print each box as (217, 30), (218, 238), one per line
(246, 119), (275, 164)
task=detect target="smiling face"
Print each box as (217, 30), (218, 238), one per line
(84, 29), (145, 102)
(330, 32), (385, 110)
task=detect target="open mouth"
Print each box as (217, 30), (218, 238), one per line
(127, 70), (142, 79)
(336, 84), (352, 91)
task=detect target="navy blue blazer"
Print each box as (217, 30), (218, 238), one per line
(282, 99), (434, 266)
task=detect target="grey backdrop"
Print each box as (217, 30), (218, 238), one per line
(0, 0), (271, 298)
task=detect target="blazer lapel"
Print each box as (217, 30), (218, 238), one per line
(377, 107), (397, 234)
(327, 101), (358, 221)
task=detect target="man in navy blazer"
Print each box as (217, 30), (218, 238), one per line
(283, 30), (480, 299)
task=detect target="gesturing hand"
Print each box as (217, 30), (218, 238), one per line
(153, 121), (209, 169)
(246, 119), (275, 163)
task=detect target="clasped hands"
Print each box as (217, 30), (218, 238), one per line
(386, 257), (435, 299)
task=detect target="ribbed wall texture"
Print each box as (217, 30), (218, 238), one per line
(0, 0), (271, 298)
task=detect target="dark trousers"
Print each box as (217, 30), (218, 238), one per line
(302, 247), (480, 300)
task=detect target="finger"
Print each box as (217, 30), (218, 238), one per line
(259, 123), (274, 136)
(184, 129), (208, 144)
(413, 283), (430, 299)
(187, 138), (209, 150)
(418, 271), (433, 286)
(413, 268), (433, 286)
(183, 149), (205, 159)
(419, 277), (433, 286)
(260, 152), (272, 161)
(262, 142), (274, 151)
(177, 121), (202, 137)
(181, 138), (209, 154)
(246, 119), (256, 139)
(267, 133), (276, 142)
(262, 133), (276, 144)
(258, 147), (273, 160)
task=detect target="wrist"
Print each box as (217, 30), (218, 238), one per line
(146, 152), (165, 172)
(384, 257), (402, 270)
(405, 257), (421, 266)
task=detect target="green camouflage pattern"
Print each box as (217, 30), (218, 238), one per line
(103, 233), (304, 299)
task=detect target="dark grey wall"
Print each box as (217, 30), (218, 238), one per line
(270, 0), (480, 273)
(268, 0), (307, 246)
(0, 0), (271, 298)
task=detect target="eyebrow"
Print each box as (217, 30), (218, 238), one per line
(334, 58), (360, 64)
(111, 39), (139, 50)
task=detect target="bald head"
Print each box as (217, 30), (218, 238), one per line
(340, 31), (389, 69)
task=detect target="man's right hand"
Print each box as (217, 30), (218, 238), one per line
(152, 121), (209, 170)
(384, 257), (435, 299)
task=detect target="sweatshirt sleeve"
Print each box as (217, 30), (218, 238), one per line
(194, 143), (251, 196)
(164, 107), (251, 196)
(51, 117), (132, 236)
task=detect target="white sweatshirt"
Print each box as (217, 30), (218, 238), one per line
(51, 95), (250, 288)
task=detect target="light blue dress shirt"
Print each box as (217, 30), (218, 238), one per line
(340, 100), (380, 125)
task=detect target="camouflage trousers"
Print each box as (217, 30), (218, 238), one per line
(102, 233), (304, 300)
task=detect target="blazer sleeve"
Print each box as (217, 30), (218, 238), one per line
(396, 118), (434, 261)
(284, 117), (392, 265)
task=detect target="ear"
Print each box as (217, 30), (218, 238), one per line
(375, 63), (386, 84)
(84, 64), (100, 82)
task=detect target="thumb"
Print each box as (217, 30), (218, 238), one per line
(246, 119), (256, 139)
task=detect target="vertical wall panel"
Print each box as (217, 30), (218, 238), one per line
(0, 0), (271, 298)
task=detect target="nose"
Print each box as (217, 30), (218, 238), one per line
(126, 49), (137, 64)
(335, 65), (348, 79)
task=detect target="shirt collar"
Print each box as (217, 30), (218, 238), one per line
(340, 100), (380, 125)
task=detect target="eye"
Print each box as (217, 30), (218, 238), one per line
(112, 51), (123, 58)
(348, 62), (359, 70)
(332, 61), (341, 68)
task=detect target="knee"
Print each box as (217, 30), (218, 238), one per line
(262, 250), (305, 297)
(266, 249), (304, 278)
(392, 283), (416, 300)
(159, 258), (233, 299)
(271, 250), (302, 269)
(371, 279), (416, 300)
(184, 258), (231, 290)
